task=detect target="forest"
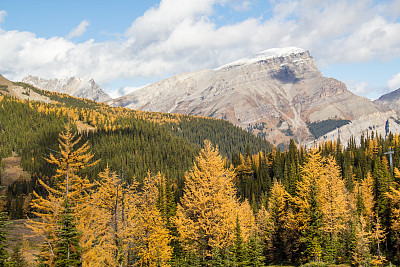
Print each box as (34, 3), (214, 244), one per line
(0, 89), (400, 266)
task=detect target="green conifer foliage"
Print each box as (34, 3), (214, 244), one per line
(0, 210), (8, 267)
(54, 200), (82, 267)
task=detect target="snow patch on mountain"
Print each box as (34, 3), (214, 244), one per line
(216, 47), (307, 70)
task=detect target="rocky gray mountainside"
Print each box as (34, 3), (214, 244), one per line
(108, 47), (394, 146)
(374, 88), (400, 112)
(22, 76), (111, 102)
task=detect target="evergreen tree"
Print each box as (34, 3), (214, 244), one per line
(54, 200), (82, 267)
(0, 209), (8, 267)
(246, 234), (265, 267)
(265, 180), (293, 263)
(233, 216), (247, 266)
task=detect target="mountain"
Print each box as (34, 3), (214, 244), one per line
(109, 47), (391, 146)
(374, 88), (400, 112)
(22, 75), (111, 102)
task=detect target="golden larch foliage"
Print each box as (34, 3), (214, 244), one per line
(127, 172), (172, 267)
(175, 140), (239, 257)
(317, 156), (350, 237)
(82, 166), (131, 266)
(27, 123), (98, 266)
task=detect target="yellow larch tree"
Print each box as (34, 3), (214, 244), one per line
(352, 216), (373, 266)
(362, 172), (387, 260)
(360, 172), (375, 225)
(294, 148), (324, 262)
(27, 123), (98, 266)
(127, 172), (172, 267)
(175, 140), (238, 261)
(82, 166), (132, 266)
(256, 205), (271, 247)
(237, 199), (256, 241)
(317, 156), (350, 262)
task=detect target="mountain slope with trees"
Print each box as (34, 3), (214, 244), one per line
(1, 74), (400, 265)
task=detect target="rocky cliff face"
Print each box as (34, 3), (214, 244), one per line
(109, 47), (392, 146)
(22, 76), (111, 102)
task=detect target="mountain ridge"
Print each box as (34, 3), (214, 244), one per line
(108, 47), (392, 146)
(22, 75), (111, 102)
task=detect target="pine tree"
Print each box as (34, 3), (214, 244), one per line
(246, 234), (265, 267)
(175, 140), (239, 262)
(233, 216), (247, 266)
(54, 200), (82, 267)
(265, 180), (292, 263)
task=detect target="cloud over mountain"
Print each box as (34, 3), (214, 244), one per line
(0, 0), (400, 96)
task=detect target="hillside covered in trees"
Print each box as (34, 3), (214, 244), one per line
(1, 86), (400, 266)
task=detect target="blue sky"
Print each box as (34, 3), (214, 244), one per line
(1, 0), (400, 99)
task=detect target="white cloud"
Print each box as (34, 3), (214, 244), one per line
(1, 0), (400, 99)
(346, 80), (371, 95)
(67, 20), (90, 39)
(109, 86), (144, 99)
(232, 1), (251, 11)
(388, 72), (400, 90)
(0, 10), (7, 23)
(346, 80), (389, 100)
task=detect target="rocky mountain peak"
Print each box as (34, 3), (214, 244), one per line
(22, 75), (111, 102)
(109, 47), (391, 146)
(216, 47), (311, 70)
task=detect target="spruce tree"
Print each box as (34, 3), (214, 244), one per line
(246, 234), (265, 267)
(54, 200), (82, 267)
(233, 216), (247, 266)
